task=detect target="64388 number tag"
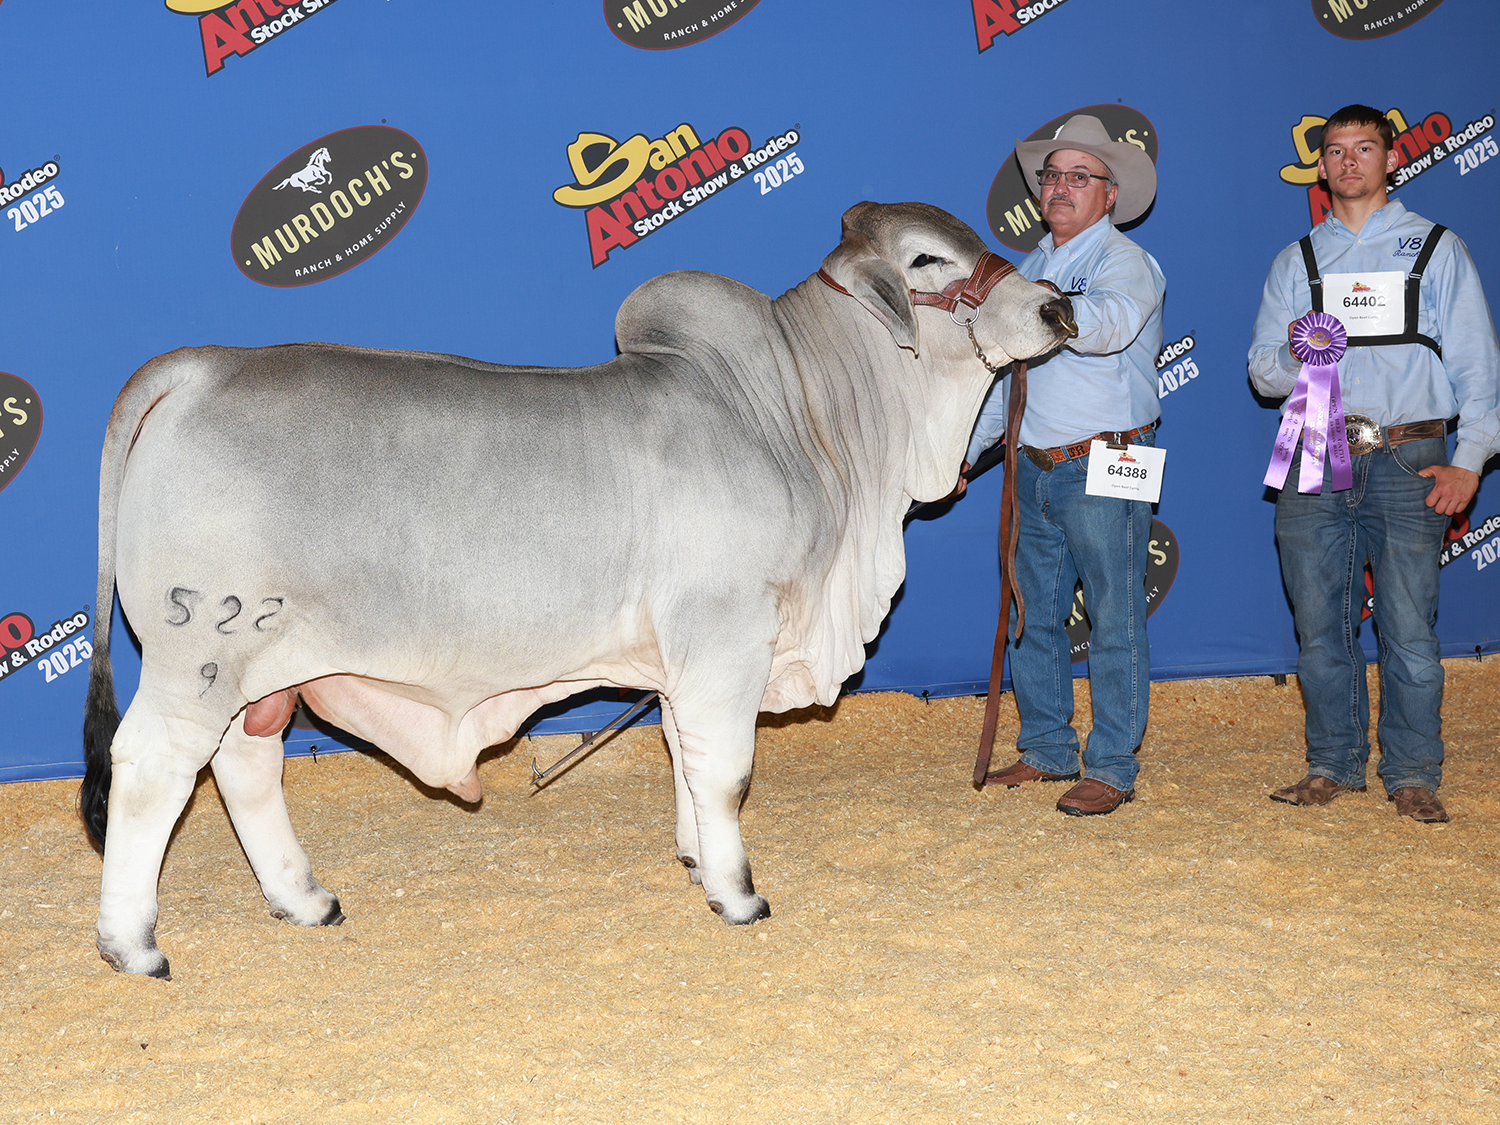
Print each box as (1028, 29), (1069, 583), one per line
(1084, 440), (1166, 503)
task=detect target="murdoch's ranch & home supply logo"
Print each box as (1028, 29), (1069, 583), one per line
(168, 0), (343, 77)
(606, 0), (760, 49)
(553, 121), (803, 267)
(230, 126), (428, 287)
(0, 372), (41, 496)
(1314, 0), (1447, 40)
(1280, 105), (1496, 225)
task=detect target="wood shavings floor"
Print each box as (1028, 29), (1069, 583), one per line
(3, 659), (1499, 1124)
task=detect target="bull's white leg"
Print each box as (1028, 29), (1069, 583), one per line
(658, 701), (703, 885)
(96, 696), (218, 979)
(210, 717), (343, 928)
(658, 688), (771, 925)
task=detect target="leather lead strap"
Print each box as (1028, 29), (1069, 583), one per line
(973, 358), (1028, 787)
(1003, 358), (1029, 641)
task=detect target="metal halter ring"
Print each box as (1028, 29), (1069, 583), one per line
(949, 300), (981, 327)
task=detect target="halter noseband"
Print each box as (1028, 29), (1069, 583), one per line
(909, 251), (1017, 326)
(818, 251), (1021, 373)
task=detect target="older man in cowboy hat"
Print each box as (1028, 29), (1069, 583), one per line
(967, 113), (1166, 816)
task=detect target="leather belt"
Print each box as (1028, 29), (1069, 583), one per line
(1344, 415), (1446, 457)
(1022, 421), (1157, 471)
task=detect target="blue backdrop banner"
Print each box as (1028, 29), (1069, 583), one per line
(2, 0), (1497, 781)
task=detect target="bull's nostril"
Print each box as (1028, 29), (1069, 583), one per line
(1042, 297), (1078, 338)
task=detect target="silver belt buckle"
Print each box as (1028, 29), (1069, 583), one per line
(1345, 413), (1380, 456)
(1023, 445), (1056, 472)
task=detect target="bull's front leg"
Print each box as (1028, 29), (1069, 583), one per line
(659, 702), (702, 885)
(210, 709), (344, 929)
(658, 692), (770, 925)
(95, 695), (216, 978)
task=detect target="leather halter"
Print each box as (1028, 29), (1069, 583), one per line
(818, 250), (1017, 327)
(909, 251), (1017, 325)
(819, 251), (1020, 372)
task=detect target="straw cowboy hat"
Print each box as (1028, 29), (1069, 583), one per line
(1015, 114), (1157, 225)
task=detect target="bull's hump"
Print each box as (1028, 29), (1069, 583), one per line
(615, 271), (772, 358)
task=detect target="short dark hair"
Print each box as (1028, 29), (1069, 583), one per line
(1322, 104), (1396, 151)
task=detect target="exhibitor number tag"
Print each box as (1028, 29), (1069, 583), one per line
(1322, 271), (1405, 335)
(1085, 441), (1166, 503)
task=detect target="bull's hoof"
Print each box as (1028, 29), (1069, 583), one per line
(97, 941), (170, 980)
(267, 887), (343, 927)
(708, 894), (771, 925)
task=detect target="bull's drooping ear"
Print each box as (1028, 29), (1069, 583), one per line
(821, 231), (920, 355)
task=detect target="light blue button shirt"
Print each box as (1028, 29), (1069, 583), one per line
(967, 215), (1165, 463)
(1248, 200), (1500, 474)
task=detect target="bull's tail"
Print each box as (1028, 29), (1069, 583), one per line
(80, 350), (201, 849)
(81, 629), (117, 850)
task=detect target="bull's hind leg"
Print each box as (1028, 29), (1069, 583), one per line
(658, 691), (771, 925)
(96, 689), (222, 978)
(211, 711), (344, 929)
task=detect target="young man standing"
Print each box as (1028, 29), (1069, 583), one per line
(968, 115), (1165, 816)
(1249, 104), (1500, 823)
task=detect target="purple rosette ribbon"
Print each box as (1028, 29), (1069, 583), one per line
(1264, 311), (1353, 494)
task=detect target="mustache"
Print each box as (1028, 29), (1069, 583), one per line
(1044, 194), (1075, 207)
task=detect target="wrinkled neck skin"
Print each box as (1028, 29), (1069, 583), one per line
(771, 277), (1004, 510)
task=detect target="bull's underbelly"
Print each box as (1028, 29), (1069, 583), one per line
(295, 672), (616, 790)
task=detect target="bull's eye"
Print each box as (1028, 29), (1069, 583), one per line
(910, 254), (945, 269)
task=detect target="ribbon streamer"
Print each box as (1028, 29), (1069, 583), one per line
(1264, 311), (1352, 494)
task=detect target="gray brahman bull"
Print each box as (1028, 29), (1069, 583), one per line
(81, 201), (1075, 977)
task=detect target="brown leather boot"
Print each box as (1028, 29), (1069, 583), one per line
(1056, 778), (1134, 816)
(1389, 787), (1449, 823)
(984, 759), (1080, 788)
(1269, 774), (1366, 806)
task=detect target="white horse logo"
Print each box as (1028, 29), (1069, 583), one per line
(273, 147), (333, 194)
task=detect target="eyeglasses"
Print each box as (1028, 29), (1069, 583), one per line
(1035, 170), (1113, 189)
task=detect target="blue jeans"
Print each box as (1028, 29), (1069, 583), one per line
(1274, 437), (1449, 794)
(1009, 434), (1153, 792)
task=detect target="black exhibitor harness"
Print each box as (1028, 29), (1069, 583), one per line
(1299, 224), (1447, 357)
